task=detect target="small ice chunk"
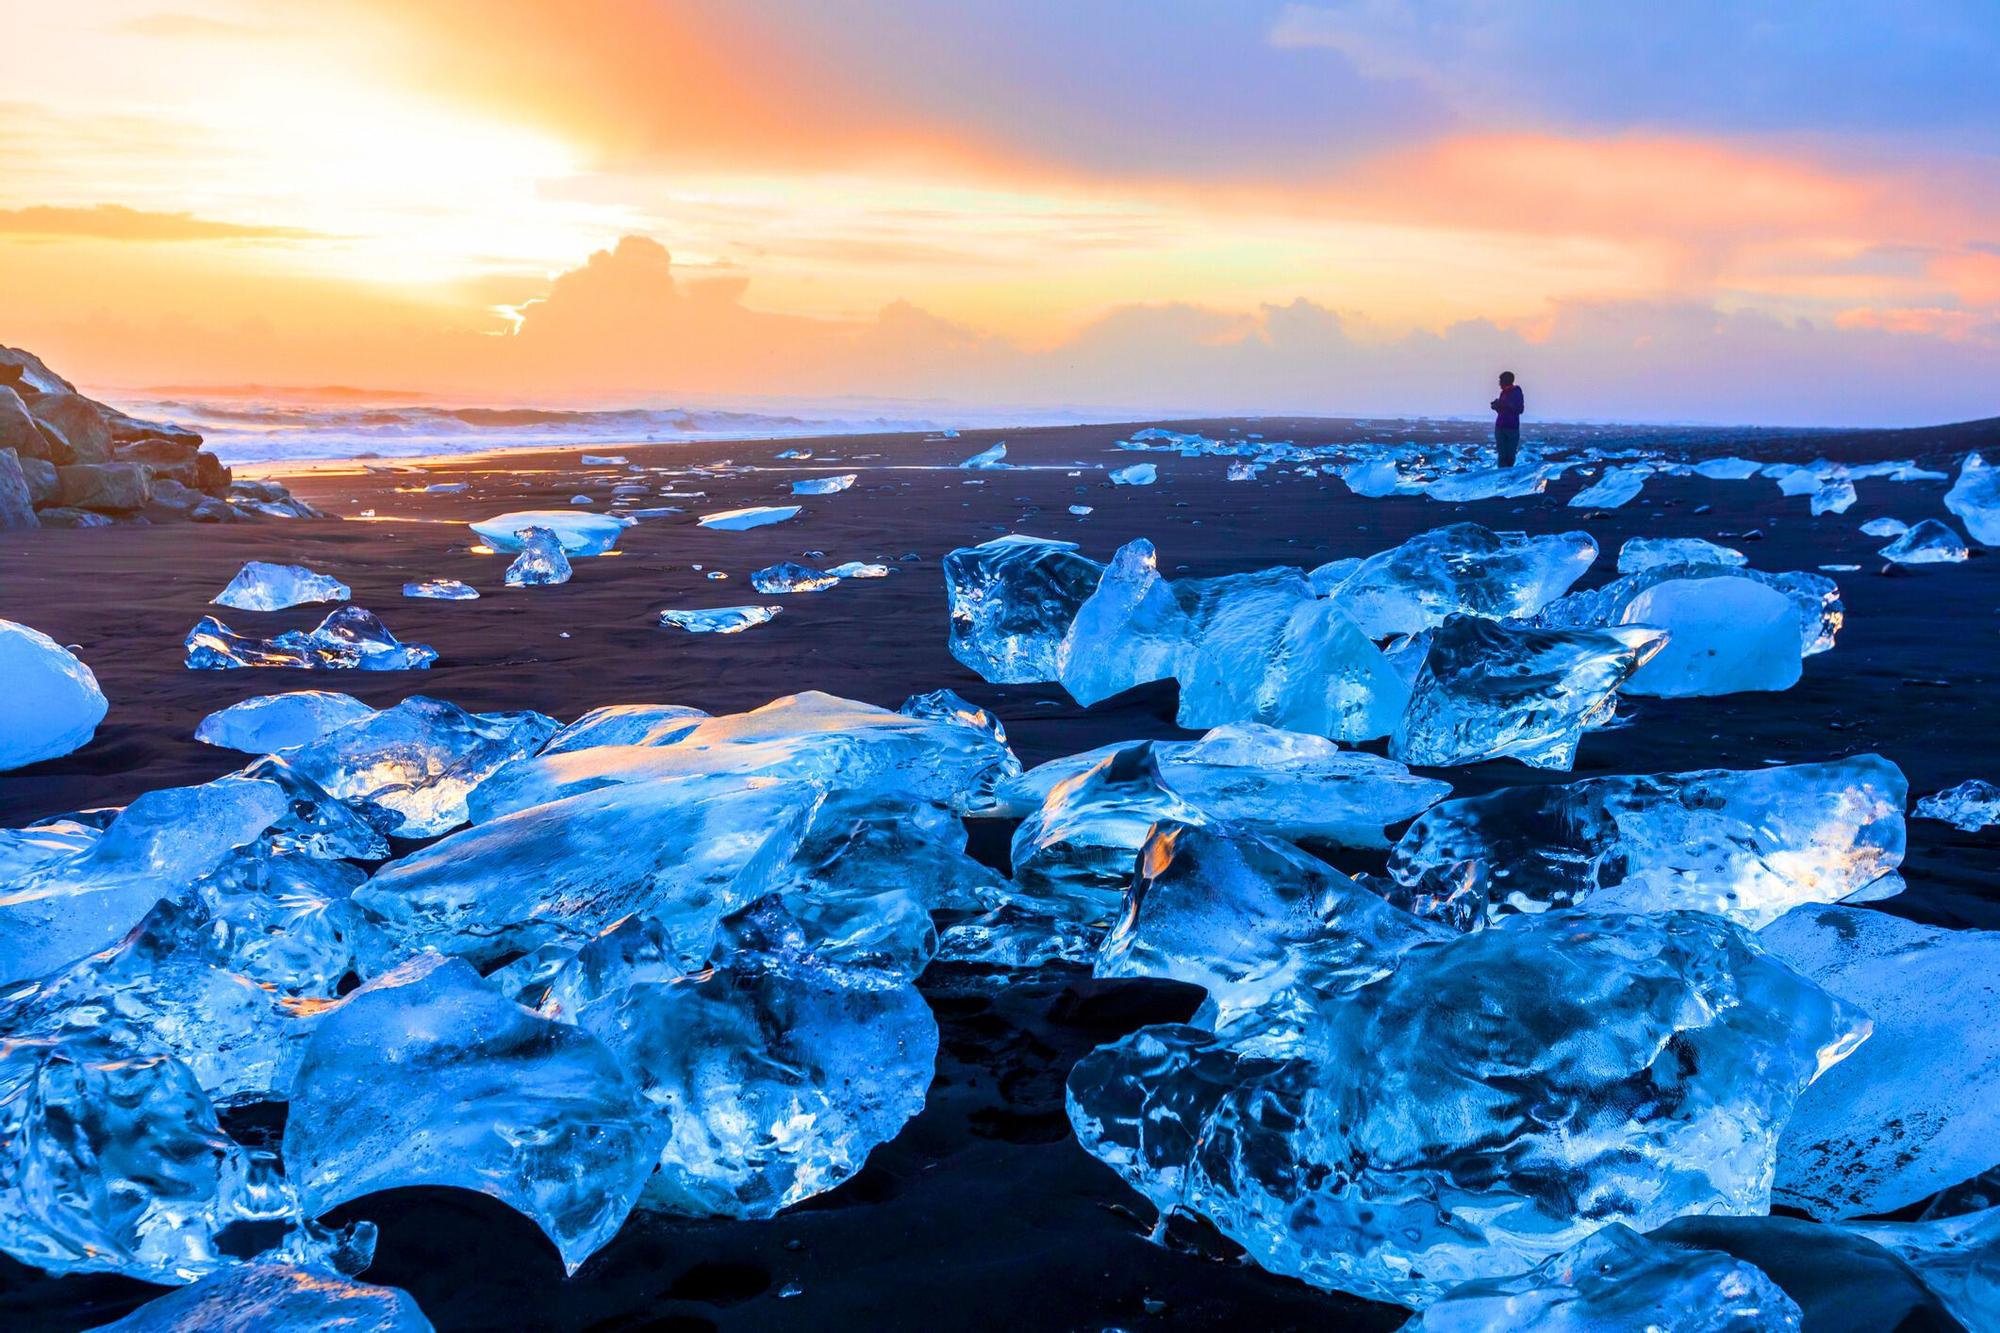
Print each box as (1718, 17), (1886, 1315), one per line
(1617, 536), (1747, 575)
(958, 441), (1009, 469)
(698, 505), (800, 530)
(751, 561), (838, 593)
(185, 607), (438, 671)
(424, 481), (467, 493)
(1619, 576), (1804, 697)
(1880, 518), (1969, 564)
(1915, 778), (2000, 831)
(774, 448), (811, 459)
(93, 1262), (433, 1333)
(0, 619), (107, 771)
(469, 509), (630, 555)
(1693, 456), (1764, 479)
(1068, 504), (1094, 515)
(1861, 516), (1909, 538)
(1110, 463), (1157, 486)
(1225, 461), (1261, 482)
(826, 561), (888, 578)
(194, 690), (375, 753)
(1568, 463), (1651, 508)
(944, 534), (1105, 683)
(791, 473), (857, 495)
(580, 453), (627, 465)
(569, 494), (593, 504)
(503, 526), (573, 587)
(658, 605), (783, 633)
(1811, 479), (1858, 515)
(1945, 452), (2000, 544)
(213, 561), (351, 612)
(402, 579), (478, 600)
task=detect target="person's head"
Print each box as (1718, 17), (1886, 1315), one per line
(1498, 371), (1516, 387)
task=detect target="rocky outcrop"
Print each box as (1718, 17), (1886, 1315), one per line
(0, 344), (326, 528)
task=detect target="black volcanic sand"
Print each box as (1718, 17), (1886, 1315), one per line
(3, 416), (1995, 1331)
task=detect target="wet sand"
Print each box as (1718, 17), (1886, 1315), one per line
(2, 416), (1994, 1330)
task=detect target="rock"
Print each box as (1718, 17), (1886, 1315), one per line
(0, 344), (74, 395)
(0, 386), (45, 459)
(16, 453), (56, 504)
(0, 450), (37, 529)
(30, 392), (115, 464)
(195, 452), (231, 495)
(145, 476), (205, 518)
(104, 411), (201, 450)
(114, 435), (201, 465)
(55, 461), (152, 512)
(33, 506), (114, 529)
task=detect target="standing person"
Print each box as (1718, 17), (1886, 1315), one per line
(1490, 371), (1524, 467)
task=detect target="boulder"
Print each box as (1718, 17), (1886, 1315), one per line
(56, 462), (152, 512)
(0, 386), (46, 458)
(35, 506), (115, 529)
(195, 451), (232, 496)
(17, 454), (57, 505)
(31, 392), (115, 464)
(0, 449), (38, 529)
(106, 410), (202, 449)
(0, 345), (74, 395)
(145, 476), (207, 519)
(115, 435), (202, 465)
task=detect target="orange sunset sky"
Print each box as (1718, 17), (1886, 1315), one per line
(4, 1), (1999, 425)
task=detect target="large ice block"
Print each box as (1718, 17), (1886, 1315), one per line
(1618, 576), (1804, 697)
(186, 607), (438, 671)
(96, 1263), (434, 1333)
(1946, 452), (2000, 544)
(1880, 519), (1969, 564)
(944, 534), (1105, 683)
(469, 509), (630, 554)
(194, 690), (375, 754)
(213, 561), (351, 612)
(1313, 523), (1598, 637)
(1535, 564), (1842, 657)
(1012, 743), (1207, 927)
(0, 619), (107, 771)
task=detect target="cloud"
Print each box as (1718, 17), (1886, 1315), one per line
(0, 204), (321, 242)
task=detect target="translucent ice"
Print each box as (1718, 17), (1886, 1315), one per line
(698, 505), (800, 530)
(1617, 536), (1747, 575)
(1536, 564), (1841, 657)
(658, 604), (782, 632)
(1110, 463), (1157, 485)
(958, 441), (1009, 468)
(213, 561), (351, 612)
(1385, 755), (1907, 931)
(1915, 778), (2000, 830)
(1880, 518), (1969, 564)
(186, 607), (438, 671)
(944, 534), (1105, 683)
(503, 526), (573, 586)
(751, 561), (839, 593)
(1010, 744), (1207, 928)
(284, 954), (662, 1273)
(1810, 479), (1858, 515)
(1619, 576), (1803, 697)
(1068, 909), (1863, 1306)
(1407, 1224), (1802, 1331)
(96, 1263), (434, 1333)
(542, 703), (709, 753)
(234, 755), (392, 860)
(1694, 456), (1764, 480)
(1568, 463), (1651, 508)
(1424, 462), (1556, 502)
(791, 473), (857, 494)
(1848, 1206), (2000, 1333)
(194, 690), (375, 754)
(1946, 452), (2000, 544)
(0, 619), (107, 771)
(1389, 615), (1666, 769)
(827, 560), (888, 578)
(1764, 905), (2000, 1220)
(1860, 517), (1909, 538)
(1312, 523), (1598, 637)
(469, 509), (630, 554)
(402, 578), (478, 600)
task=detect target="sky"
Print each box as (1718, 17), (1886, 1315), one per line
(3, 1), (1998, 425)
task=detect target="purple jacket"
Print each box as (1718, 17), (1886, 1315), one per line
(1491, 384), (1524, 429)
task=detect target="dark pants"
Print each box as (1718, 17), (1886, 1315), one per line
(1495, 427), (1520, 468)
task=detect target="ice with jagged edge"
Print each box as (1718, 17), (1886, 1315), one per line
(0, 619), (107, 771)
(945, 534), (1105, 683)
(403, 578), (479, 600)
(1861, 516), (1908, 538)
(1424, 462), (1557, 502)
(1568, 463), (1652, 508)
(1310, 523), (1598, 637)
(503, 526), (573, 586)
(827, 560), (887, 578)
(699, 505), (800, 530)
(959, 441), (1009, 469)
(1389, 615), (1666, 769)
(1620, 575), (1805, 697)
(1010, 743), (1207, 929)
(95, 1262), (434, 1333)
(1407, 1224), (1802, 1331)
(792, 473), (857, 494)
(752, 561), (839, 593)
(1535, 562), (1842, 657)
(659, 604), (783, 632)
(195, 690), (375, 754)
(543, 703), (710, 753)
(284, 954), (663, 1274)
(213, 561), (351, 612)
(1946, 452), (2000, 544)
(276, 694), (558, 837)
(1881, 518), (1969, 564)
(1066, 909), (1865, 1306)
(470, 509), (631, 554)
(1811, 479), (1858, 515)
(186, 606), (439, 670)
(1915, 778), (2000, 830)
(1849, 1190), (2000, 1333)
(1384, 755), (1907, 931)
(1618, 536), (1747, 574)
(1763, 905), (2000, 1221)
(1110, 462), (1157, 485)
(233, 755), (391, 860)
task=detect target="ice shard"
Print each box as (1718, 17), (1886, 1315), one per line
(1946, 452), (2000, 544)
(542, 703), (709, 753)
(958, 441), (1009, 468)
(1617, 536), (1746, 575)
(402, 578), (479, 600)
(751, 560), (839, 593)
(503, 526), (573, 587)
(1763, 905), (2000, 1220)
(1110, 463), (1157, 485)
(284, 954), (663, 1274)
(1880, 518), (1969, 564)
(185, 607), (438, 671)
(1389, 615), (1666, 769)
(826, 560), (888, 578)
(1055, 537), (1191, 705)
(469, 509), (630, 555)
(1618, 576), (1804, 697)
(658, 604), (782, 633)
(1693, 456), (1764, 479)
(194, 690), (375, 754)
(791, 473), (857, 494)
(213, 561), (351, 612)
(96, 1263), (434, 1333)
(1311, 523), (1598, 637)
(1535, 564), (1841, 657)
(1568, 463), (1651, 508)
(234, 755), (392, 860)
(698, 505), (800, 530)
(1384, 755), (1907, 931)
(944, 534), (1105, 683)
(0, 619), (107, 771)
(1423, 462), (1556, 502)
(1915, 778), (2000, 830)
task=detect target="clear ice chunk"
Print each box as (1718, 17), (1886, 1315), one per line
(827, 560), (888, 578)
(944, 534), (1106, 684)
(1152, 723), (1448, 847)
(1946, 452), (2000, 544)
(791, 473), (857, 494)
(1568, 463), (1651, 508)
(1617, 536), (1746, 575)
(1848, 1205), (2000, 1333)
(402, 578), (479, 600)
(1763, 905), (2000, 1220)
(213, 561), (351, 612)
(1313, 523), (1598, 637)
(0, 619), (107, 771)
(1810, 479), (1858, 515)
(185, 607), (438, 671)
(1535, 564), (1842, 657)
(96, 1262), (434, 1333)
(1915, 778), (2000, 830)
(503, 526), (573, 586)
(1880, 519), (1969, 564)
(958, 441), (1009, 468)
(284, 954), (662, 1274)
(1384, 755), (1907, 931)
(1619, 576), (1804, 697)
(1389, 615), (1666, 769)
(542, 703), (710, 753)
(1110, 463), (1157, 485)
(1694, 456), (1764, 479)
(194, 690), (375, 754)
(1423, 462), (1556, 501)
(234, 755), (392, 860)
(658, 605), (782, 633)
(751, 561), (839, 593)
(1860, 517), (1909, 538)
(469, 509), (630, 554)
(698, 505), (800, 530)
(1011, 744), (1206, 928)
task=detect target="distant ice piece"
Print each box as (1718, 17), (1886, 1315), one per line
(213, 561), (351, 612)
(1693, 456), (1764, 480)
(285, 955), (663, 1274)
(1915, 778), (2000, 830)
(1617, 536), (1747, 575)
(503, 526), (573, 587)
(1390, 615), (1666, 769)
(95, 1263), (434, 1333)
(1069, 504), (1095, 515)
(1945, 452), (2000, 544)
(698, 505), (801, 530)
(1408, 1224), (1802, 1331)
(1860, 516), (1909, 538)
(751, 561), (838, 593)
(186, 607), (438, 671)
(1425, 462), (1556, 502)
(792, 473), (857, 495)
(1811, 479), (1858, 515)
(944, 534), (1105, 683)
(958, 441), (1009, 469)
(194, 690), (375, 753)
(1385, 754), (1907, 931)
(658, 605), (782, 633)
(470, 509), (630, 555)
(1766, 905), (2000, 1221)
(0, 619), (107, 771)
(1313, 523), (1597, 637)
(1110, 463), (1158, 486)
(402, 578), (478, 600)
(826, 560), (888, 578)
(1880, 518), (1969, 564)
(1568, 463), (1651, 508)
(1620, 576), (1804, 697)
